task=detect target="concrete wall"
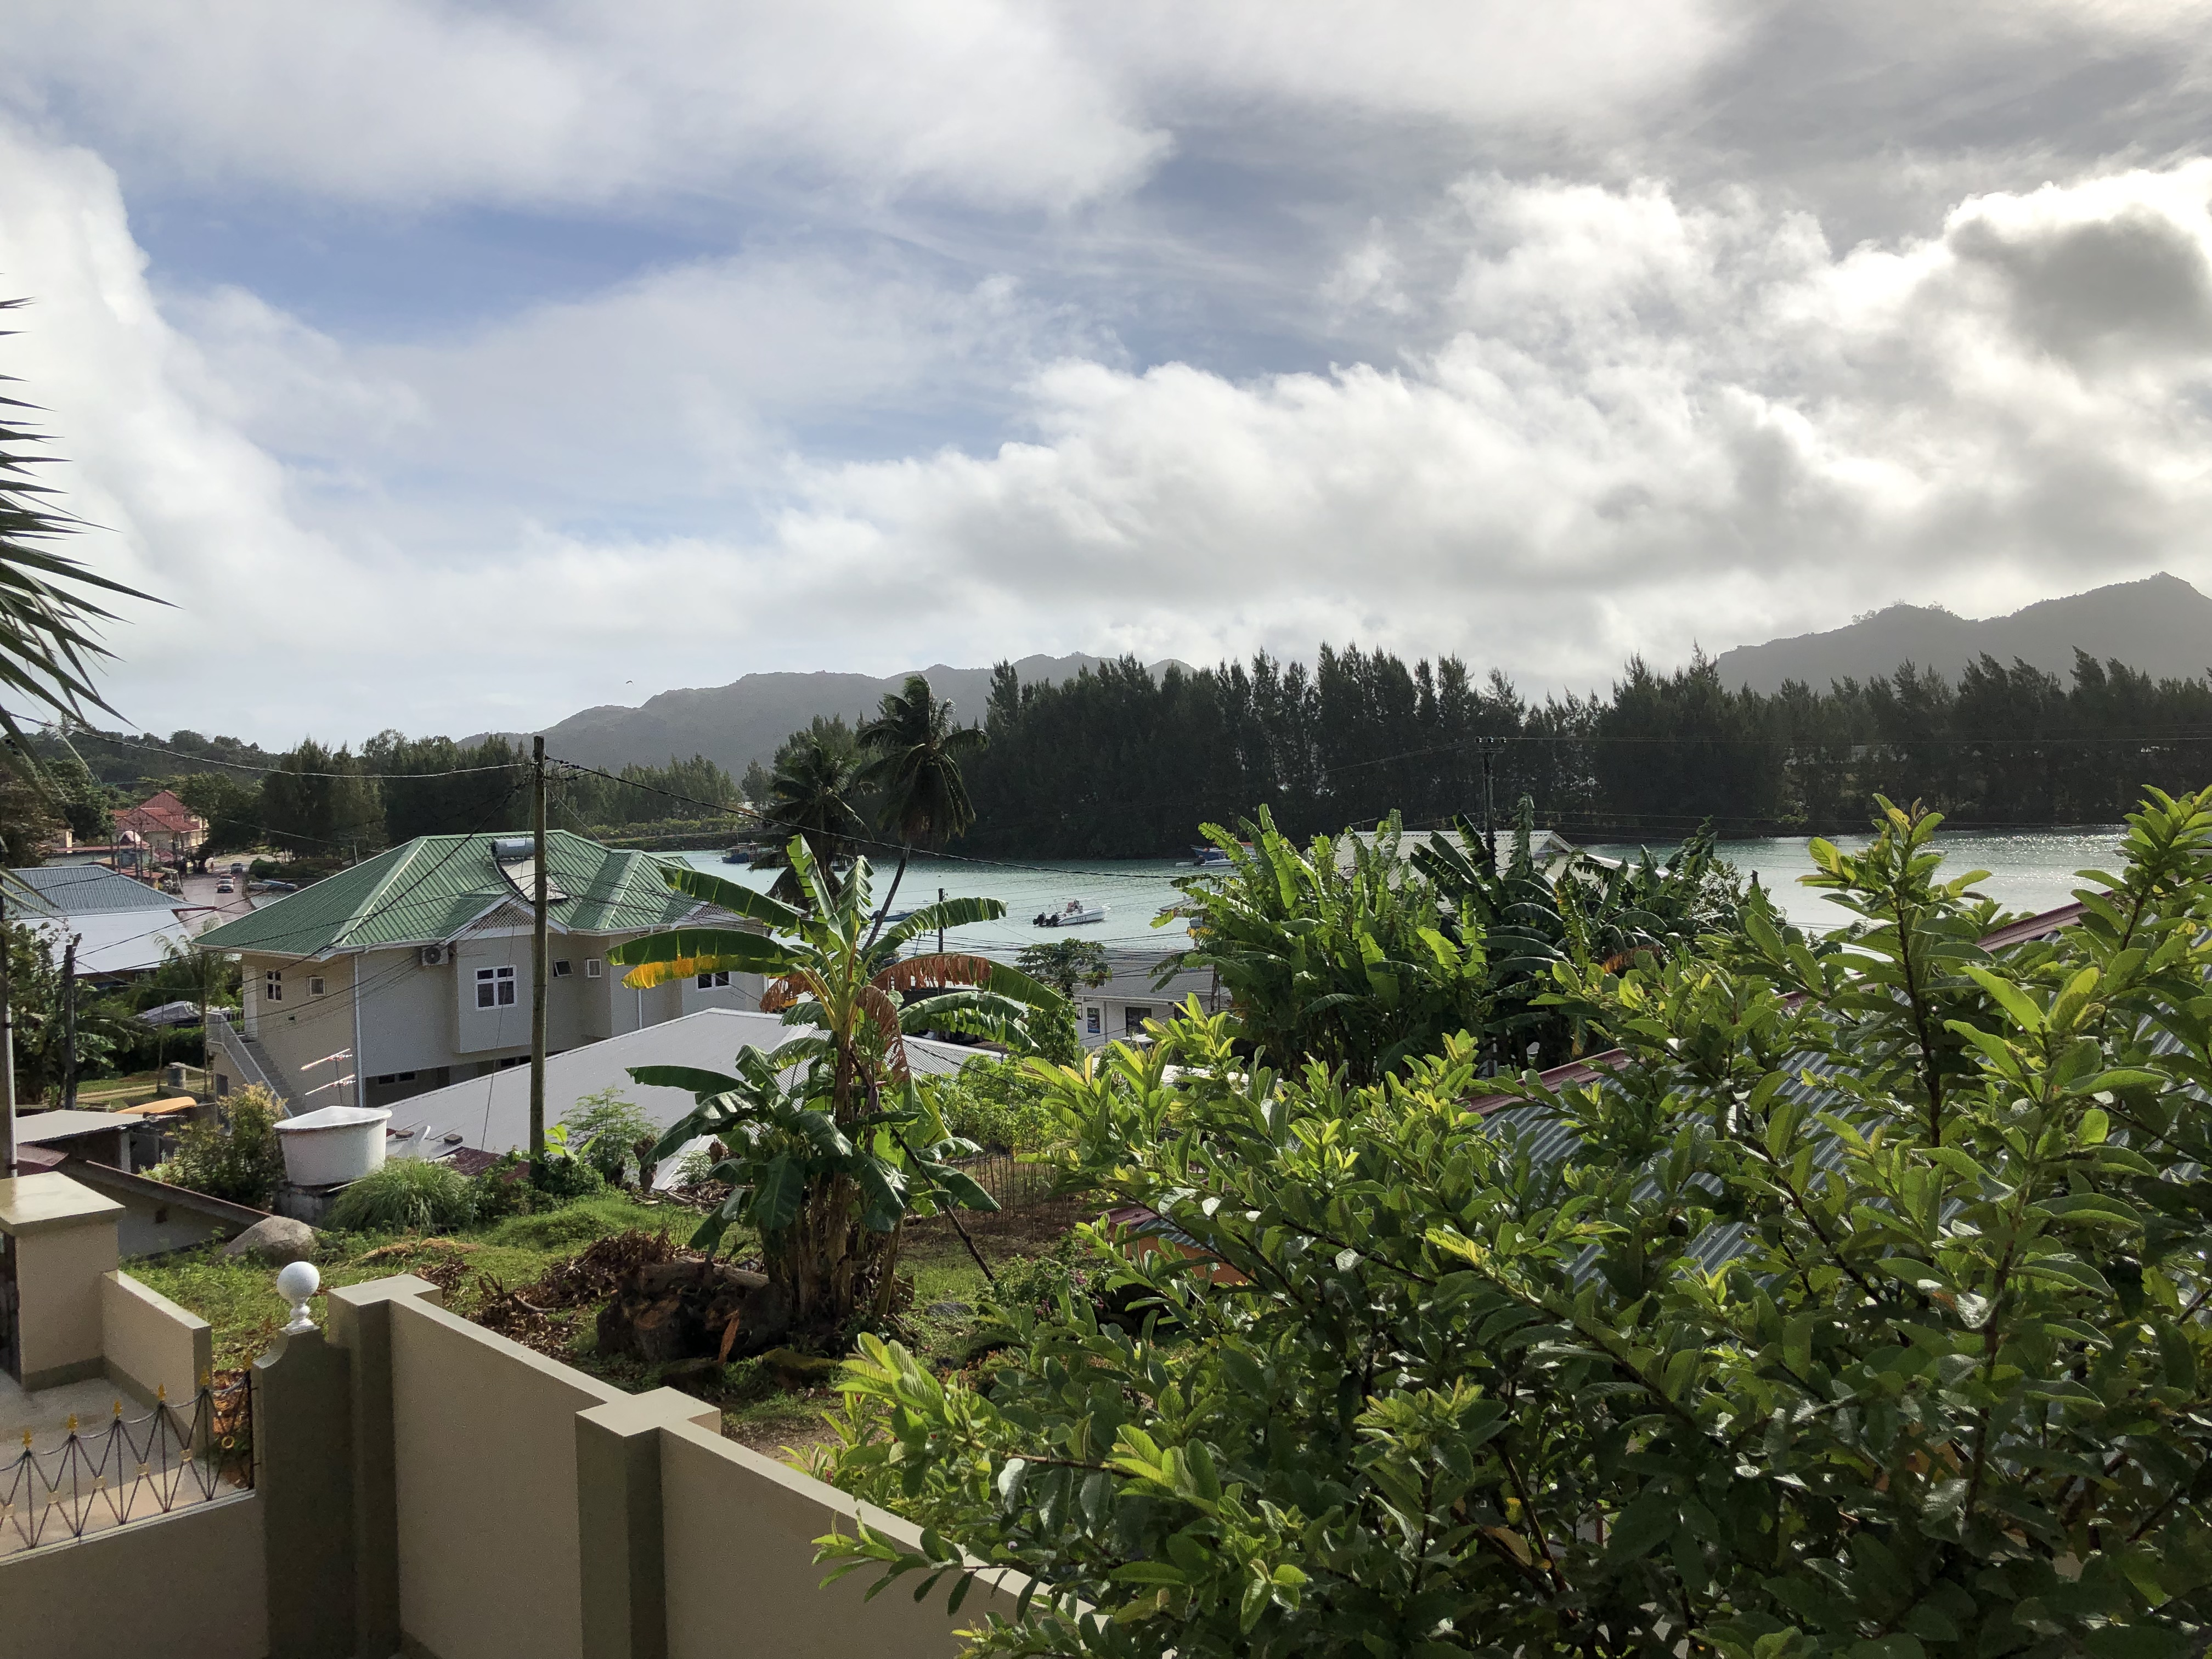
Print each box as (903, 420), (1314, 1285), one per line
(0, 1494), (267, 1659)
(290, 1276), (1046, 1659)
(662, 1421), (1020, 1659)
(101, 1269), (212, 1407)
(389, 1295), (612, 1659)
(2, 1180), (121, 1390)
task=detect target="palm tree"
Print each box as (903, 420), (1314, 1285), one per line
(748, 723), (868, 906)
(607, 841), (1066, 1332)
(856, 674), (984, 926)
(0, 299), (159, 761)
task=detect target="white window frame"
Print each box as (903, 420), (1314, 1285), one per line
(696, 970), (731, 989)
(476, 965), (517, 1009)
(1086, 1006), (1101, 1035)
(552, 960), (572, 978)
(585, 958), (603, 979)
(264, 969), (283, 1003)
(307, 975), (326, 997)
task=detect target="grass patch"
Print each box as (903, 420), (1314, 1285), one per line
(133, 1191), (683, 1371)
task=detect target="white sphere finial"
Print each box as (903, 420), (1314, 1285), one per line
(276, 1261), (321, 1333)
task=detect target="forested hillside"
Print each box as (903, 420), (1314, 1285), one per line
(956, 646), (2212, 855)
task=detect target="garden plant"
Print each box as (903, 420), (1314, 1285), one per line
(819, 791), (2212, 1659)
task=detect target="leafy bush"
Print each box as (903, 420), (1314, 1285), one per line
(560, 1087), (659, 1187)
(328, 1158), (476, 1233)
(917, 1057), (1060, 1153)
(984, 1234), (1104, 1318)
(822, 792), (2212, 1658)
(158, 1086), (284, 1207)
(487, 1205), (616, 1249)
(1171, 809), (1493, 1082)
(463, 1147), (603, 1220)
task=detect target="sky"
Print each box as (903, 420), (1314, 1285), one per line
(3, 2), (2212, 748)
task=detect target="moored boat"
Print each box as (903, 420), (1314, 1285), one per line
(1032, 898), (1108, 927)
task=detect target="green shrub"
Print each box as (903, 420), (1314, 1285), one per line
(160, 1086), (284, 1208)
(560, 1088), (658, 1187)
(329, 1159), (476, 1233)
(487, 1206), (615, 1249)
(465, 1146), (607, 1222)
(984, 1233), (1104, 1317)
(917, 1057), (1059, 1153)
(825, 794), (2212, 1656)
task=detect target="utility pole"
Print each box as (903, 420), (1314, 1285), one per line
(1478, 738), (1499, 871)
(529, 736), (548, 1173)
(59, 935), (78, 1112)
(0, 889), (14, 1177)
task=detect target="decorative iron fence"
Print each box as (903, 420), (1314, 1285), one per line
(0, 1375), (253, 1555)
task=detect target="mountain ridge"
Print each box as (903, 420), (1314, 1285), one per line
(479, 653), (1185, 777)
(1711, 572), (2212, 693)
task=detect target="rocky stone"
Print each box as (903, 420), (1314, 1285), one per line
(223, 1215), (318, 1266)
(925, 1300), (972, 1319)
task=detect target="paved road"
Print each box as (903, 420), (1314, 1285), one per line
(178, 870), (256, 926)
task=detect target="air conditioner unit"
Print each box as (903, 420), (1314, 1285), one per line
(419, 945), (449, 967)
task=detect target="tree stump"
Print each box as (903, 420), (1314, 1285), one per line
(595, 1259), (793, 1363)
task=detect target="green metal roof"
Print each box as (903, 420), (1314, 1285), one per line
(194, 832), (704, 958)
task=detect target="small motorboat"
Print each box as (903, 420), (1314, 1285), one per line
(1189, 842), (1251, 868)
(1032, 898), (1108, 928)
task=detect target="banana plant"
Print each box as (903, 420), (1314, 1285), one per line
(607, 838), (1069, 1327)
(633, 1046), (998, 1255)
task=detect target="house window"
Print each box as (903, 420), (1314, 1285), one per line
(1124, 1006), (1153, 1034)
(1086, 1007), (1101, 1035)
(475, 966), (517, 1008)
(264, 970), (282, 1003)
(585, 958), (603, 979)
(696, 971), (731, 989)
(552, 960), (572, 978)
(308, 976), (326, 997)
(371, 1071), (417, 1085)
(495, 1054), (527, 1070)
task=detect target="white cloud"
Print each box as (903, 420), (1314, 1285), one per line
(758, 162), (2212, 690)
(13, 100), (2212, 746)
(0, 1), (1742, 216)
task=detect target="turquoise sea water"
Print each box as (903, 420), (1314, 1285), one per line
(680, 825), (2128, 956)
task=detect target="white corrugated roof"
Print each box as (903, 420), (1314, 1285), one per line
(380, 1007), (988, 1184)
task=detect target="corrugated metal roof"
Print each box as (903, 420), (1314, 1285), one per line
(7, 866), (180, 917)
(193, 832), (707, 958)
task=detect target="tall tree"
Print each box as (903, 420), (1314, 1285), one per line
(856, 674), (985, 923)
(749, 721), (868, 906)
(607, 845), (1066, 1334)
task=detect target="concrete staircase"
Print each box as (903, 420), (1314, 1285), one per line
(206, 1010), (297, 1110)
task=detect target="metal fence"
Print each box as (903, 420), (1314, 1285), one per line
(953, 1150), (1062, 1211)
(0, 1377), (253, 1556)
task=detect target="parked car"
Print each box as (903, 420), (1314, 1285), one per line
(229, 861), (245, 874)
(251, 879), (297, 894)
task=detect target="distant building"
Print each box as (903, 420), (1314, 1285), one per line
(1075, 947), (1226, 1046)
(110, 788), (208, 861)
(4, 864), (215, 980)
(194, 831), (763, 1113)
